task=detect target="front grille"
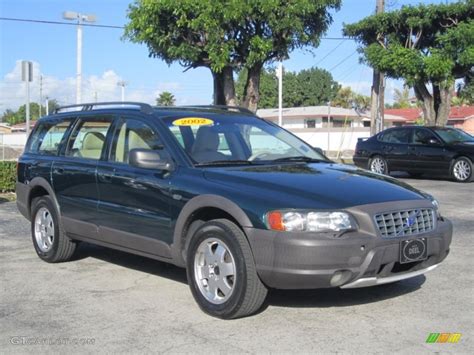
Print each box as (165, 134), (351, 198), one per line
(374, 208), (435, 238)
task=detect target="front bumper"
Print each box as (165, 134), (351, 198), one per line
(244, 200), (452, 290)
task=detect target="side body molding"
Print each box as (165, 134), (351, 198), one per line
(171, 194), (253, 267)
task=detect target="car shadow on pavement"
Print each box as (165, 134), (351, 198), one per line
(73, 241), (425, 310)
(73, 242), (188, 285)
(264, 276), (425, 309)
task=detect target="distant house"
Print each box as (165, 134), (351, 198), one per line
(384, 106), (474, 134)
(0, 123), (12, 134)
(10, 121), (37, 133)
(257, 106), (405, 130)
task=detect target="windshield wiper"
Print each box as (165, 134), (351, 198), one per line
(272, 156), (328, 163)
(195, 159), (257, 167)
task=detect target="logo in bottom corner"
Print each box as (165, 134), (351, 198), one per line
(426, 333), (462, 343)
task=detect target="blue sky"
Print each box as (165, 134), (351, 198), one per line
(0, 0), (453, 112)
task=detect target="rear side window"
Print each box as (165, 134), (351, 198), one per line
(379, 129), (410, 144)
(65, 118), (112, 160)
(27, 119), (73, 155)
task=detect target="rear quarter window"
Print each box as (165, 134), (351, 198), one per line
(27, 119), (73, 155)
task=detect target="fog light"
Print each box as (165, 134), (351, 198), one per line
(330, 270), (353, 287)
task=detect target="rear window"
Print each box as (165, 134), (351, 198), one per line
(27, 119), (73, 155)
(379, 129), (410, 144)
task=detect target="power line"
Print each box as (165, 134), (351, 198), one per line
(328, 50), (357, 72)
(0, 16), (354, 40)
(314, 39), (346, 66)
(0, 17), (123, 29)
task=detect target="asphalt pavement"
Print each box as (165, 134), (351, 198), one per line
(1, 177), (473, 353)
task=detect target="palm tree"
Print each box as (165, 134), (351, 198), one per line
(156, 91), (176, 106)
(393, 87), (410, 108)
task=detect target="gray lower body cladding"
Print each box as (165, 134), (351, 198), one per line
(244, 200), (452, 290)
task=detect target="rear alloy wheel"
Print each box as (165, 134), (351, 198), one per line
(451, 157), (473, 182)
(31, 196), (76, 262)
(187, 219), (267, 319)
(369, 155), (388, 175)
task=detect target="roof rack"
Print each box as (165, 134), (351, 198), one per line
(55, 102), (153, 114)
(178, 105), (254, 115)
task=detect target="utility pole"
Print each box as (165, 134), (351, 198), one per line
(45, 96), (49, 115)
(39, 75), (43, 117)
(277, 62), (283, 127)
(370, 0), (385, 135)
(327, 102), (331, 155)
(21, 61), (33, 136)
(117, 80), (127, 102)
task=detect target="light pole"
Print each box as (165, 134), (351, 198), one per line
(277, 62), (283, 127)
(63, 11), (96, 104)
(117, 80), (127, 102)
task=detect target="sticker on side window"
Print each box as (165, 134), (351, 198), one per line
(172, 117), (214, 126)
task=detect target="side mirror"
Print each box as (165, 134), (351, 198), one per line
(129, 148), (174, 171)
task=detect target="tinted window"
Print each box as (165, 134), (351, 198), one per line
(380, 129), (410, 144)
(111, 118), (162, 164)
(65, 118), (112, 160)
(413, 129), (437, 144)
(28, 119), (72, 155)
(433, 127), (473, 144)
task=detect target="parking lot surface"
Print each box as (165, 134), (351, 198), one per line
(1, 177), (473, 353)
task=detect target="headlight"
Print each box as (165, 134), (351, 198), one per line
(266, 210), (356, 232)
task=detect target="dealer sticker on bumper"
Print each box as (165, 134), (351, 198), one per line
(400, 238), (428, 264)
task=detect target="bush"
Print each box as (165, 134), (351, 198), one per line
(0, 161), (16, 193)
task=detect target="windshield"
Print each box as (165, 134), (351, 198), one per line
(433, 127), (473, 144)
(162, 115), (327, 165)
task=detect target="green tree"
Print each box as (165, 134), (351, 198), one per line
(392, 87), (410, 109)
(124, 0), (341, 111)
(236, 67), (340, 108)
(344, 1), (474, 126)
(332, 87), (370, 110)
(156, 91), (176, 106)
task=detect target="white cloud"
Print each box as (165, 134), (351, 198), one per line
(0, 60), (206, 113)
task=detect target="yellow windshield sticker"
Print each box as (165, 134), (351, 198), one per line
(172, 117), (214, 126)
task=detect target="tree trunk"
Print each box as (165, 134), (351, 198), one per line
(242, 63), (263, 112)
(414, 83), (436, 125)
(433, 84), (451, 126)
(212, 66), (236, 106)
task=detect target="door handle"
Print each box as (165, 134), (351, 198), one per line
(98, 172), (113, 182)
(53, 167), (64, 175)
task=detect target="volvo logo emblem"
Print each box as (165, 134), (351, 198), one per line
(398, 210), (420, 236)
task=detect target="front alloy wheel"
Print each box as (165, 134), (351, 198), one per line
(194, 238), (236, 304)
(452, 157), (473, 182)
(187, 219), (267, 319)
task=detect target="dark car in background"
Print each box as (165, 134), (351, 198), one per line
(354, 126), (474, 182)
(17, 103), (452, 319)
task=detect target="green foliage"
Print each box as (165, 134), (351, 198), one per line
(392, 87), (411, 109)
(125, 0), (341, 72)
(0, 161), (16, 193)
(457, 72), (474, 104)
(1, 100), (58, 125)
(156, 91), (176, 106)
(344, 1), (473, 124)
(332, 87), (370, 110)
(236, 67), (340, 108)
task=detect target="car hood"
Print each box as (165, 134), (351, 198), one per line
(202, 162), (427, 209)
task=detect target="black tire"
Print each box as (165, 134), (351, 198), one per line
(451, 156), (473, 182)
(31, 196), (76, 263)
(369, 155), (389, 175)
(186, 219), (268, 319)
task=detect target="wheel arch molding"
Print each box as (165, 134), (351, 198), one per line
(27, 177), (61, 219)
(171, 194), (254, 267)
